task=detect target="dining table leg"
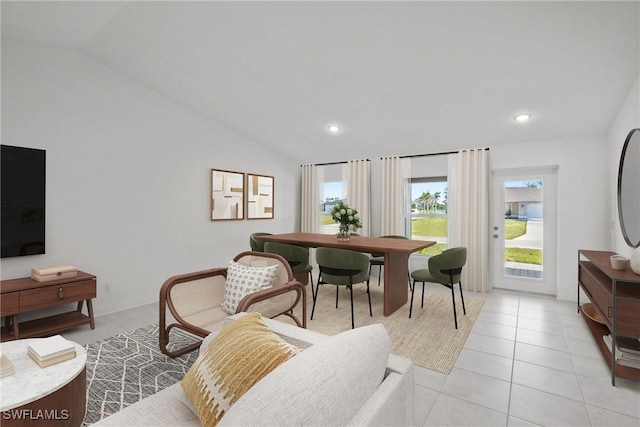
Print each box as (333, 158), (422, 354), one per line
(383, 252), (410, 316)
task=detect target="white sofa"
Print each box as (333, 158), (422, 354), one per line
(93, 314), (415, 426)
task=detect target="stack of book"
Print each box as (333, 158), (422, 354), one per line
(0, 353), (15, 378)
(603, 334), (640, 369)
(27, 335), (76, 368)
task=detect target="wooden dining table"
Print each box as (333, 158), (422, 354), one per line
(257, 233), (435, 316)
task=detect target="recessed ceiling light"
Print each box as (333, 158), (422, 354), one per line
(514, 114), (532, 122)
(327, 124), (341, 134)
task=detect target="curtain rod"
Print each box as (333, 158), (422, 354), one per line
(388, 147), (490, 160)
(302, 159), (371, 167)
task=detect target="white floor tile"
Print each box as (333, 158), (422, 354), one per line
(477, 310), (518, 327)
(514, 342), (574, 373)
(509, 384), (591, 426)
(464, 332), (515, 359)
(566, 335), (601, 358)
(454, 348), (513, 381)
(482, 302), (520, 316)
(516, 328), (569, 352)
(511, 360), (583, 401)
(423, 393), (508, 427)
(507, 416), (542, 426)
(518, 306), (561, 323)
(471, 319), (517, 340)
(570, 353), (611, 380)
(578, 375), (640, 418)
(414, 385), (439, 426)
(440, 368), (511, 413)
(413, 365), (448, 391)
(586, 404), (640, 426)
(516, 316), (563, 336)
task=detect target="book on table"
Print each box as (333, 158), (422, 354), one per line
(0, 354), (15, 378)
(27, 349), (76, 368)
(26, 335), (76, 368)
(27, 335), (75, 360)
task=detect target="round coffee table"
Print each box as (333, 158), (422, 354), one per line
(0, 338), (87, 426)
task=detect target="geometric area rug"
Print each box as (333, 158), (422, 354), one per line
(82, 324), (200, 426)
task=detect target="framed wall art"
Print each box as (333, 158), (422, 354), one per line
(211, 169), (244, 220)
(247, 173), (274, 219)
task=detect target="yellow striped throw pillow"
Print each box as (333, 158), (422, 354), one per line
(181, 313), (299, 426)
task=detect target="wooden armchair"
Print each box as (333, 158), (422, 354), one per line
(159, 251), (307, 357)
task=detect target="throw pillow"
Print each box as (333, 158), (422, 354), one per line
(221, 260), (278, 314)
(218, 323), (391, 426)
(181, 312), (299, 426)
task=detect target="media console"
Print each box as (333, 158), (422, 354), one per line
(577, 250), (640, 385)
(0, 271), (96, 342)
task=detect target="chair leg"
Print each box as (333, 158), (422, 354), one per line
(349, 285), (355, 329)
(459, 281), (466, 315)
(378, 265), (382, 286)
(451, 285), (458, 329)
(408, 273), (412, 291)
(409, 279), (417, 318)
(309, 272), (315, 303)
(366, 280), (372, 317)
(421, 282), (426, 308)
(335, 285), (339, 309)
(311, 276), (322, 320)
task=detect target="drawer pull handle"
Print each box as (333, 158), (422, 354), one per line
(58, 288), (64, 299)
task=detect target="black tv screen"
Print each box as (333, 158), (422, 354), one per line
(1, 145), (46, 258)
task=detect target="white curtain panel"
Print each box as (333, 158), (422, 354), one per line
(381, 156), (410, 236)
(347, 159), (371, 236)
(301, 164), (323, 233)
(448, 149), (490, 293)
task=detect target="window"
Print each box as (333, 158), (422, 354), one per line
(410, 177), (448, 255)
(320, 164), (346, 235)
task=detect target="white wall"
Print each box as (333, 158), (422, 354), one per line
(1, 42), (300, 315)
(608, 75), (640, 257)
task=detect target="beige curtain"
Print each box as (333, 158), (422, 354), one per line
(346, 159), (371, 236)
(301, 164), (323, 233)
(380, 156), (410, 236)
(448, 149), (490, 292)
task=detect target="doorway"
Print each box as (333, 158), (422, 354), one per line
(490, 167), (557, 295)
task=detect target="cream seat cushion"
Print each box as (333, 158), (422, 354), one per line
(219, 323), (391, 426)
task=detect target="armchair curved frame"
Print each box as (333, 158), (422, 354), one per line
(159, 251), (307, 358)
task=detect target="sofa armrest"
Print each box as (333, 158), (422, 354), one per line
(347, 354), (415, 426)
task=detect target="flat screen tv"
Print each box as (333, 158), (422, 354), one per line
(1, 145), (46, 258)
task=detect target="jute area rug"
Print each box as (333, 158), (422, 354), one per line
(82, 324), (200, 426)
(305, 281), (484, 374)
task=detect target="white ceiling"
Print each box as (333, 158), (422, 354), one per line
(2, 1), (639, 164)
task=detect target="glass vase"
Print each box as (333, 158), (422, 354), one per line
(337, 225), (351, 241)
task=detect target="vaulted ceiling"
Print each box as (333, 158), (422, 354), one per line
(2, 1), (639, 164)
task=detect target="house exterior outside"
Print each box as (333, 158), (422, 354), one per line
(505, 187), (542, 219)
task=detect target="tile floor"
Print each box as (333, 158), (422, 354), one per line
(62, 288), (640, 427)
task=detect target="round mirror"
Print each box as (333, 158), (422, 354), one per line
(618, 128), (640, 248)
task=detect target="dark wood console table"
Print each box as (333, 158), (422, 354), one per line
(0, 271), (96, 342)
(577, 250), (640, 385)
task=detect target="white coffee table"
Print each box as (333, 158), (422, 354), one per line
(0, 338), (87, 426)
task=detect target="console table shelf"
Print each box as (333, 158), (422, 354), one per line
(577, 250), (640, 385)
(0, 271), (96, 342)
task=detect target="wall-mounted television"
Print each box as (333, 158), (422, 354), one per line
(1, 145), (46, 258)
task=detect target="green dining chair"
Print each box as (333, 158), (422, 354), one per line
(409, 247), (467, 329)
(264, 242), (315, 300)
(313, 247), (371, 329)
(369, 235), (411, 288)
(249, 232), (272, 252)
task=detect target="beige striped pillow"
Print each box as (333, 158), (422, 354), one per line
(181, 313), (299, 426)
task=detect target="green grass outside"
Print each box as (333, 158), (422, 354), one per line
(505, 219), (527, 239)
(411, 217), (447, 237)
(506, 248), (542, 264)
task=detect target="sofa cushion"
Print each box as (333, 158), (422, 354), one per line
(181, 312), (299, 426)
(221, 260), (278, 314)
(218, 323), (391, 427)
